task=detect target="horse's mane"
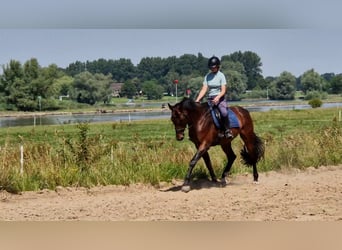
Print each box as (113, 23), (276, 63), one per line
(179, 97), (211, 123)
(179, 97), (198, 111)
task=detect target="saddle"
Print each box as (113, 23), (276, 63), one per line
(208, 103), (240, 129)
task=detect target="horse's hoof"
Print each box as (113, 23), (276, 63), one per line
(181, 185), (191, 192)
(220, 178), (228, 187)
(253, 181), (259, 185)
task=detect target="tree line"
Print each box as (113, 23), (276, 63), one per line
(1, 51), (342, 111)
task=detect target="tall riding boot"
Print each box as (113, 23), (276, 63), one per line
(222, 116), (233, 138)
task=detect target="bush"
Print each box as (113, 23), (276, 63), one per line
(308, 98), (323, 108)
(41, 98), (61, 111)
(304, 91), (328, 100)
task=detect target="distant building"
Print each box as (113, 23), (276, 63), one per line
(110, 83), (124, 97)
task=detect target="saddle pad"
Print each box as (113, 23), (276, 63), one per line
(228, 108), (240, 128)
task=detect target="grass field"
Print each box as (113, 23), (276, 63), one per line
(0, 107), (341, 193)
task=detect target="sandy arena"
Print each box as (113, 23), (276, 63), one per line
(1, 165), (341, 221)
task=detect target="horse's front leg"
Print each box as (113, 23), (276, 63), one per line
(182, 149), (206, 192)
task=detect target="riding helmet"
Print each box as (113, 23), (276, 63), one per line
(208, 56), (221, 68)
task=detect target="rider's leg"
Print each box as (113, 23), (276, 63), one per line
(222, 115), (233, 138)
(218, 99), (233, 139)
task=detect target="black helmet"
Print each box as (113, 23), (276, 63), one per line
(208, 56), (221, 68)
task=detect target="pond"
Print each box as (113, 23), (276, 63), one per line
(0, 102), (341, 128)
(243, 101), (342, 112)
(0, 110), (170, 128)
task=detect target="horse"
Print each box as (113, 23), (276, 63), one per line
(168, 97), (264, 192)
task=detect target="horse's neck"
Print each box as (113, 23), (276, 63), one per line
(187, 106), (210, 129)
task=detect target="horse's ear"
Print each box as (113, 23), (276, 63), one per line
(168, 103), (173, 110)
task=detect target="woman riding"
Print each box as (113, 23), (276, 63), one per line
(195, 56), (233, 139)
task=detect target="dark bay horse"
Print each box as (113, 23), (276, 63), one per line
(168, 97), (264, 192)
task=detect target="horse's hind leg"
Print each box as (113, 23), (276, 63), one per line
(240, 133), (263, 183)
(252, 163), (259, 183)
(220, 143), (236, 185)
(202, 152), (217, 182)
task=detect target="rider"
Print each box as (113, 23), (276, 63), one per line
(195, 56), (233, 139)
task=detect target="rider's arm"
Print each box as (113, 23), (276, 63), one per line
(195, 85), (208, 102)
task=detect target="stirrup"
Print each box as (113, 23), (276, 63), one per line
(224, 130), (233, 138)
(217, 132), (225, 138)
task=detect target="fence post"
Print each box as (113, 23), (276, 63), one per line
(20, 145), (24, 175)
(111, 145), (114, 162)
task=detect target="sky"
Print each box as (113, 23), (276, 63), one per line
(0, 0), (341, 77)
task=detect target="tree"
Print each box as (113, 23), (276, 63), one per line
(110, 58), (136, 82)
(70, 72), (112, 105)
(221, 61), (248, 100)
(1, 60), (24, 97)
(300, 69), (324, 94)
(54, 75), (74, 96)
(137, 57), (168, 81)
(187, 76), (203, 99)
(85, 58), (136, 82)
(65, 61), (86, 76)
(23, 58), (40, 81)
(226, 70), (248, 101)
(0, 59), (71, 111)
(195, 53), (209, 76)
(321, 72), (335, 82)
(174, 54), (199, 76)
(141, 80), (164, 100)
(330, 74), (342, 94)
(31, 64), (62, 99)
(0, 60), (35, 111)
(223, 51), (263, 90)
(29, 63), (67, 110)
(269, 71), (296, 100)
(121, 81), (137, 99)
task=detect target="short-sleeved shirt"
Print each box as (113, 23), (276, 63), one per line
(203, 71), (227, 97)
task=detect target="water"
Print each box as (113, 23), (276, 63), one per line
(0, 111), (170, 128)
(0, 102), (341, 128)
(244, 102), (342, 112)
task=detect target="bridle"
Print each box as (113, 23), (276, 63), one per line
(175, 127), (186, 133)
(173, 116), (192, 139)
(170, 101), (196, 137)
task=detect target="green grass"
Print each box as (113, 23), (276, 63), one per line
(253, 108), (342, 171)
(0, 107), (341, 193)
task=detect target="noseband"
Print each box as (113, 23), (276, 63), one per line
(175, 127), (186, 134)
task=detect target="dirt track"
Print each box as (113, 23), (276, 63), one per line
(1, 165), (341, 221)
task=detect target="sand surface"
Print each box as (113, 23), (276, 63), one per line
(1, 165), (341, 221)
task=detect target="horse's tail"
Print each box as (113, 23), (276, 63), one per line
(240, 133), (264, 166)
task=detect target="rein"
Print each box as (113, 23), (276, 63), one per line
(175, 123), (193, 133)
(173, 99), (203, 134)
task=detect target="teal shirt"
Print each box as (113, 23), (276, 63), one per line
(203, 71), (227, 97)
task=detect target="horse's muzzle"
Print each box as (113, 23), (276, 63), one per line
(175, 128), (185, 141)
(176, 132), (185, 141)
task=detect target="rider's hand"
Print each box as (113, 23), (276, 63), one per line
(212, 97), (219, 105)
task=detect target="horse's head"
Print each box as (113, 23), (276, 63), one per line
(168, 101), (189, 141)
